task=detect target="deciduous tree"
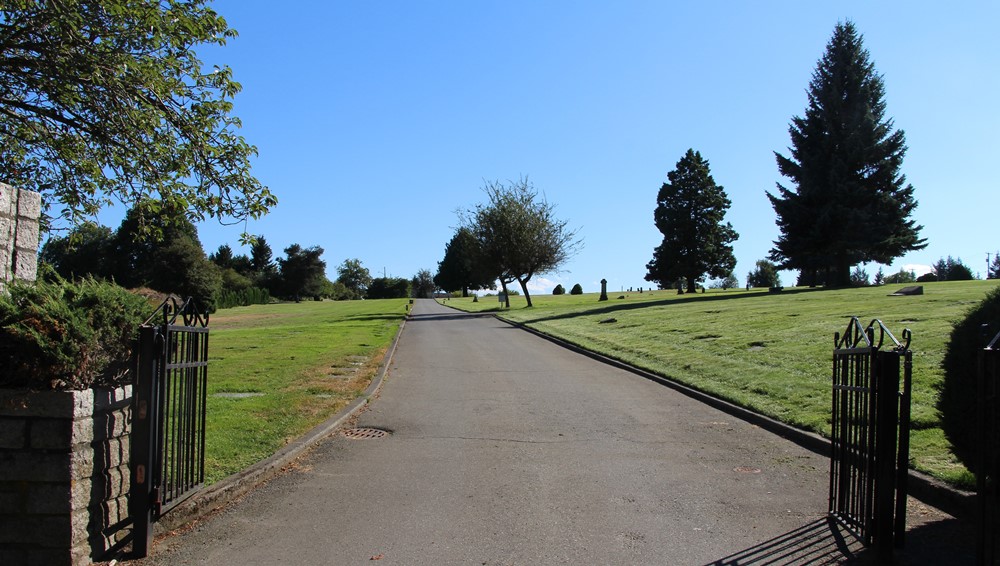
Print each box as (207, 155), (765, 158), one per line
(767, 21), (925, 287)
(0, 0), (275, 233)
(336, 258), (372, 299)
(645, 149), (738, 293)
(277, 244), (327, 301)
(467, 178), (581, 308)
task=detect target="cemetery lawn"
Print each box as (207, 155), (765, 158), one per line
(203, 299), (407, 484)
(442, 280), (1000, 489)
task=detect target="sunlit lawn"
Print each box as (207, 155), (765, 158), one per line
(443, 280), (1000, 488)
(203, 299), (407, 484)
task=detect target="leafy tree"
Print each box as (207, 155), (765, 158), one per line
(932, 256), (974, 281)
(570, 283), (583, 295)
(990, 252), (1000, 280)
(552, 284), (565, 295)
(767, 21), (926, 287)
(40, 222), (115, 280)
(336, 258), (372, 299)
(276, 244), (327, 301)
(884, 268), (917, 284)
(0, 0), (275, 233)
(467, 178), (581, 308)
(111, 202), (220, 310)
(747, 259), (781, 288)
(411, 269), (436, 299)
(645, 149), (738, 293)
(434, 227), (496, 297)
(367, 277), (410, 299)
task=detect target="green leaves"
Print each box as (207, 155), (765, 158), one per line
(0, 0), (275, 232)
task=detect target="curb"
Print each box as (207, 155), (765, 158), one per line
(494, 313), (977, 521)
(152, 316), (407, 535)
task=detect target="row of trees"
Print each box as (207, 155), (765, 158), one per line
(433, 178), (582, 307)
(643, 22), (926, 291)
(41, 202), (430, 310)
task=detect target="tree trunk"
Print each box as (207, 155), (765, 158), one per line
(461, 286), (469, 298)
(686, 276), (697, 294)
(518, 277), (533, 308)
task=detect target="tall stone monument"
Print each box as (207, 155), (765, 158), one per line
(599, 278), (608, 301)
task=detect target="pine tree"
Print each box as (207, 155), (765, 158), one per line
(645, 149), (738, 293)
(767, 21), (926, 287)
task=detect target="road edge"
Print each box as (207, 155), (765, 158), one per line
(150, 315), (407, 536)
(492, 312), (977, 521)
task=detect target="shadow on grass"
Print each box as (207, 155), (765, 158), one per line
(514, 287), (828, 326)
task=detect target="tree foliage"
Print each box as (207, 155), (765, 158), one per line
(645, 149), (738, 293)
(466, 178), (581, 308)
(990, 252), (1000, 280)
(884, 268), (917, 284)
(277, 244), (326, 300)
(932, 256), (974, 281)
(570, 283), (583, 295)
(411, 268), (436, 299)
(434, 226), (495, 297)
(366, 277), (410, 299)
(40, 221), (115, 279)
(336, 258), (371, 299)
(746, 259), (781, 288)
(0, 0), (275, 232)
(552, 284), (565, 295)
(767, 21), (925, 287)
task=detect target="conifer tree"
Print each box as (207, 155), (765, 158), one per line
(767, 21), (926, 287)
(645, 149), (738, 293)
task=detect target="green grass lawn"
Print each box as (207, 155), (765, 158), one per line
(203, 299), (407, 484)
(442, 280), (1000, 489)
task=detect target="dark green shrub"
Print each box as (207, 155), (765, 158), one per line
(0, 277), (149, 390)
(570, 283), (583, 295)
(216, 286), (271, 310)
(552, 284), (565, 295)
(939, 285), (1000, 481)
(916, 272), (938, 283)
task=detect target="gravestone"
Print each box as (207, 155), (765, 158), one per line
(599, 279), (608, 301)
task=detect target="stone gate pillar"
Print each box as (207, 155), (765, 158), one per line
(0, 183), (41, 294)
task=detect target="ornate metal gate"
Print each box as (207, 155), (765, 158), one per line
(130, 298), (210, 558)
(830, 317), (911, 561)
(979, 329), (1000, 565)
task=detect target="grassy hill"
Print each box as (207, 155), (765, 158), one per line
(443, 280), (1000, 488)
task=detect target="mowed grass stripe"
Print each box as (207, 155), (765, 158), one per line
(204, 299), (407, 484)
(443, 280), (1000, 488)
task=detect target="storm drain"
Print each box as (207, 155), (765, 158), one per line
(341, 427), (390, 440)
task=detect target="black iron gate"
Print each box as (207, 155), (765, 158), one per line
(130, 298), (210, 558)
(979, 329), (1000, 565)
(830, 317), (912, 561)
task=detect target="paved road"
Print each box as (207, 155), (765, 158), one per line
(137, 299), (966, 565)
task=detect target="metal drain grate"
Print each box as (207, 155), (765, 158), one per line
(342, 427), (390, 440)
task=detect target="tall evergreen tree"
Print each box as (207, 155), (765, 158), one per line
(645, 149), (738, 293)
(767, 21), (926, 287)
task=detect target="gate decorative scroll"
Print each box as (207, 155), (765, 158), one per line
(130, 297), (209, 558)
(830, 317), (911, 562)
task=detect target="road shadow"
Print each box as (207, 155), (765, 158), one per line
(406, 312), (497, 322)
(513, 287), (827, 326)
(705, 514), (977, 565)
(704, 517), (865, 565)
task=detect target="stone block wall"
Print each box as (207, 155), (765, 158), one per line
(0, 182), (42, 293)
(0, 386), (134, 565)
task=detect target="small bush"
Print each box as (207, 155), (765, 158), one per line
(939, 285), (1000, 479)
(552, 284), (565, 295)
(916, 273), (938, 283)
(570, 283), (583, 295)
(0, 277), (149, 390)
(216, 286), (271, 310)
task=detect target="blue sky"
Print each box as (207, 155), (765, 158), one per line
(93, 1), (1000, 293)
